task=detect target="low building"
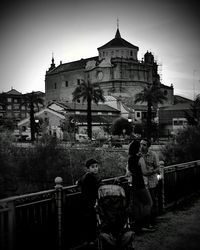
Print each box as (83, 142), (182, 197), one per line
(158, 95), (193, 137)
(17, 101), (120, 140)
(48, 101), (120, 139)
(17, 107), (65, 140)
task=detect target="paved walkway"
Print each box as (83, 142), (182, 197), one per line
(71, 192), (200, 250)
(135, 192), (200, 250)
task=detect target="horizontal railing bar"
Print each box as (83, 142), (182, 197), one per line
(0, 189), (56, 204)
(164, 160), (200, 170)
(16, 198), (54, 208)
(0, 208), (10, 213)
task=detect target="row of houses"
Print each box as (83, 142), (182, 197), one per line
(0, 87), (193, 141)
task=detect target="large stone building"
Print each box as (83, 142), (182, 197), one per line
(45, 28), (174, 106)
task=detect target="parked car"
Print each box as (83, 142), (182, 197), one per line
(75, 134), (95, 142)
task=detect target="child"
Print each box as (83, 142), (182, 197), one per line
(77, 158), (101, 245)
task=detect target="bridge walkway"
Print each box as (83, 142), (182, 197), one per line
(71, 192), (200, 250)
(134, 192), (200, 250)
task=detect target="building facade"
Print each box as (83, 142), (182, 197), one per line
(45, 29), (174, 106)
(0, 88), (44, 128)
(18, 101), (120, 140)
(158, 95), (193, 136)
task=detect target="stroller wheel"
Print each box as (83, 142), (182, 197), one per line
(124, 241), (135, 250)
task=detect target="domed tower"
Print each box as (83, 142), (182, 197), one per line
(97, 28), (139, 60)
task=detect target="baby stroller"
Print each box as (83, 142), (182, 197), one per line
(96, 184), (135, 250)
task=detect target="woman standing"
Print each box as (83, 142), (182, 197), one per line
(128, 140), (153, 234)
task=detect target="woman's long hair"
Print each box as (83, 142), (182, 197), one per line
(128, 140), (140, 173)
(128, 140), (140, 156)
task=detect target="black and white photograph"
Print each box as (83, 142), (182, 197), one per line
(0, 0), (200, 249)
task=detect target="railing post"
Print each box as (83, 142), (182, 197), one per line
(158, 161), (165, 214)
(7, 201), (16, 250)
(55, 177), (63, 250)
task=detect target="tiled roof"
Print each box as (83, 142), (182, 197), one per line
(5, 89), (22, 95)
(160, 103), (192, 111)
(48, 56), (98, 74)
(174, 95), (193, 104)
(120, 97), (148, 111)
(51, 101), (120, 113)
(57, 102), (119, 112)
(98, 29), (138, 50)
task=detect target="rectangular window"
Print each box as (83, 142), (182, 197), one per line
(54, 83), (57, 89)
(22, 126), (26, 131)
(13, 104), (20, 110)
(65, 81), (68, 87)
(136, 112), (141, 118)
(174, 121), (178, 125)
(7, 98), (12, 102)
(13, 112), (20, 117)
(7, 105), (12, 110)
(7, 112), (12, 118)
(77, 79), (81, 85)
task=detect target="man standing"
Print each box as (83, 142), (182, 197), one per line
(140, 139), (160, 228)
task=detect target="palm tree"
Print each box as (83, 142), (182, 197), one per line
(135, 83), (167, 140)
(23, 92), (44, 141)
(72, 80), (105, 139)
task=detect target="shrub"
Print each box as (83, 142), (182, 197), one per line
(111, 117), (133, 136)
(0, 132), (18, 198)
(161, 125), (200, 165)
(0, 133), (128, 197)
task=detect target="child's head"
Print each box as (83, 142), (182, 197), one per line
(85, 158), (99, 174)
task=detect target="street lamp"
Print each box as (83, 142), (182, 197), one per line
(35, 119), (39, 142)
(128, 118), (132, 123)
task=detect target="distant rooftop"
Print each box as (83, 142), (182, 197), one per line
(174, 95), (193, 104)
(5, 88), (22, 95)
(47, 56), (98, 74)
(48, 101), (120, 113)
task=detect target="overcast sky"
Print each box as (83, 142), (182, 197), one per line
(0, 0), (199, 99)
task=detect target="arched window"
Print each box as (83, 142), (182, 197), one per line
(164, 90), (168, 96)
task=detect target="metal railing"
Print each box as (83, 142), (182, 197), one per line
(1, 160), (200, 250)
(163, 160), (200, 207)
